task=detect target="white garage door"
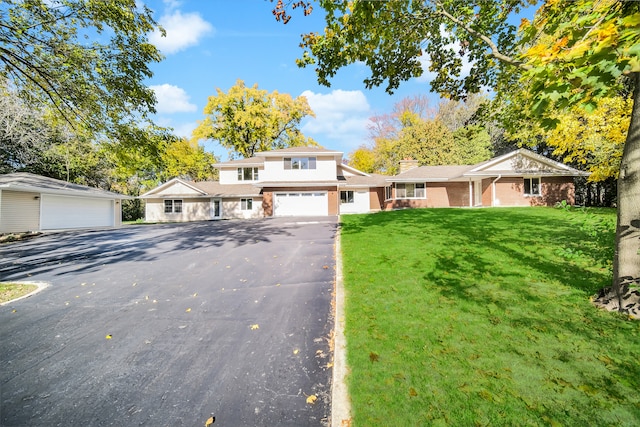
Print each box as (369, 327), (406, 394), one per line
(41, 194), (114, 230)
(274, 192), (328, 216)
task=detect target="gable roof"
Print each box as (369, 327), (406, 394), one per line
(388, 149), (589, 182)
(465, 148), (590, 177)
(0, 172), (131, 199)
(139, 177), (261, 198)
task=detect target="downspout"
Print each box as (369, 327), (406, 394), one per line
(492, 175), (502, 207)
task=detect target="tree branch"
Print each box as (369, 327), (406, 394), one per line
(434, 1), (531, 71)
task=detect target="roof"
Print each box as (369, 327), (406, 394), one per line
(388, 149), (589, 182)
(391, 165), (474, 182)
(255, 146), (343, 157)
(255, 180), (338, 188)
(0, 172), (131, 199)
(341, 174), (389, 187)
(140, 178), (262, 198)
(214, 157), (264, 168)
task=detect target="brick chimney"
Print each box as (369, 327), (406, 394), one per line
(399, 158), (419, 173)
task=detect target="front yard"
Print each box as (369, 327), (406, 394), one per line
(340, 207), (640, 426)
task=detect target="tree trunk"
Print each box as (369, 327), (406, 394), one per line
(612, 71), (640, 309)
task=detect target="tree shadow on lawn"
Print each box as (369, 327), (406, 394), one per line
(0, 218), (332, 281)
(342, 208), (640, 420)
(341, 207), (613, 296)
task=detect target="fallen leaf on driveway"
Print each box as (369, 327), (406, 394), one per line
(106, 334), (112, 340)
(205, 415), (215, 426)
(293, 349), (299, 355)
(306, 394), (317, 404)
(250, 324), (259, 330)
(186, 308), (191, 312)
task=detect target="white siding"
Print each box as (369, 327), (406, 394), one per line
(0, 190), (40, 233)
(219, 167), (262, 185)
(483, 154), (554, 173)
(261, 156), (337, 182)
(222, 198), (264, 219)
(156, 181), (203, 196)
(40, 194), (114, 230)
(340, 189), (370, 214)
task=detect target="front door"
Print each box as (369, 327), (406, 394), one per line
(212, 198), (221, 219)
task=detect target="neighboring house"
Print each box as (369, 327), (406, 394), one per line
(141, 147), (385, 221)
(386, 148), (590, 209)
(0, 172), (130, 233)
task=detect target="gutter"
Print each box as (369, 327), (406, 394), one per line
(492, 175), (502, 206)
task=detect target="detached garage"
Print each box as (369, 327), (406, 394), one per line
(0, 173), (129, 233)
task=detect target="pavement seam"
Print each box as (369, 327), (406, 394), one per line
(331, 223), (351, 426)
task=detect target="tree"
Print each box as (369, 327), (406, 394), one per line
(348, 145), (376, 173)
(273, 0), (640, 314)
(193, 79), (317, 158)
(0, 0), (163, 135)
(161, 138), (218, 182)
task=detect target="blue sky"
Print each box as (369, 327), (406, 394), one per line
(143, 0), (447, 159)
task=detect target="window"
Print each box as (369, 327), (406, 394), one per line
(395, 183), (425, 199)
(237, 167), (259, 181)
(241, 198), (253, 210)
(284, 157), (316, 170)
(524, 177), (541, 196)
(164, 199), (182, 214)
(385, 186), (392, 201)
(340, 190), (354, 204)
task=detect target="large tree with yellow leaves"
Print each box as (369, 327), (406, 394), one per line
(274, 0), (640, 312)
(193, 80), (317, 159)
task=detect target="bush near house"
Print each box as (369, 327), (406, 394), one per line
(340, 207), (640, 426)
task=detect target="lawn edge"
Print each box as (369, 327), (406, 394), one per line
(331, 222), (352, 426)
(0, 281), (49, 306)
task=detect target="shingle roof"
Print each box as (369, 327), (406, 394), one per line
(214, 157), (264, 167)
(188, 181), (262, 197)
(0, 172), (130, 199)
(341, 174), (389, 187)
(391, 165), (474, 181)
(256, 146), (343, 156)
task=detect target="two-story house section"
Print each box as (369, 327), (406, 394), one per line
(140, 146), (386, 222)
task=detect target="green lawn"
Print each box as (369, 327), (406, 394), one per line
(340, 207), (640, 426)
(0, 283), (38, 303)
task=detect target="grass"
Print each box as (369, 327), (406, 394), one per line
(0, 282), (38, 303)
(340, 207), (640, 426)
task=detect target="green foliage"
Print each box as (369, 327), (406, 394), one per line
(193, 79), (317, 158)
(0, 0), (163, 135)
(340, 208), (639, 426)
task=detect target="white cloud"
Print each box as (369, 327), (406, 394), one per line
(300, 89), (372, 150)
(150, 84), (197, 114)
(150, 11), (214, 54)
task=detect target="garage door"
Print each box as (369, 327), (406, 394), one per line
(274, 192), (328, 216)
(41, 194), (114, 230)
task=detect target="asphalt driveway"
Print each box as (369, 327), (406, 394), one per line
(0, 218), (337, 426)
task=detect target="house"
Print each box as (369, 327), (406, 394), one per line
(385, 148), (590, 209)
(140, 146), (385, 221)
(0, 172), (130, 233)
(141, 147), (589, 222)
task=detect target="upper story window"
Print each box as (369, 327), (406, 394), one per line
(164, 199), (182, 214)
(284, 157), (316, 170)
(237, 167), (259, 181)
(524, 177), (541, 196)
(396, 183), (425, 199)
